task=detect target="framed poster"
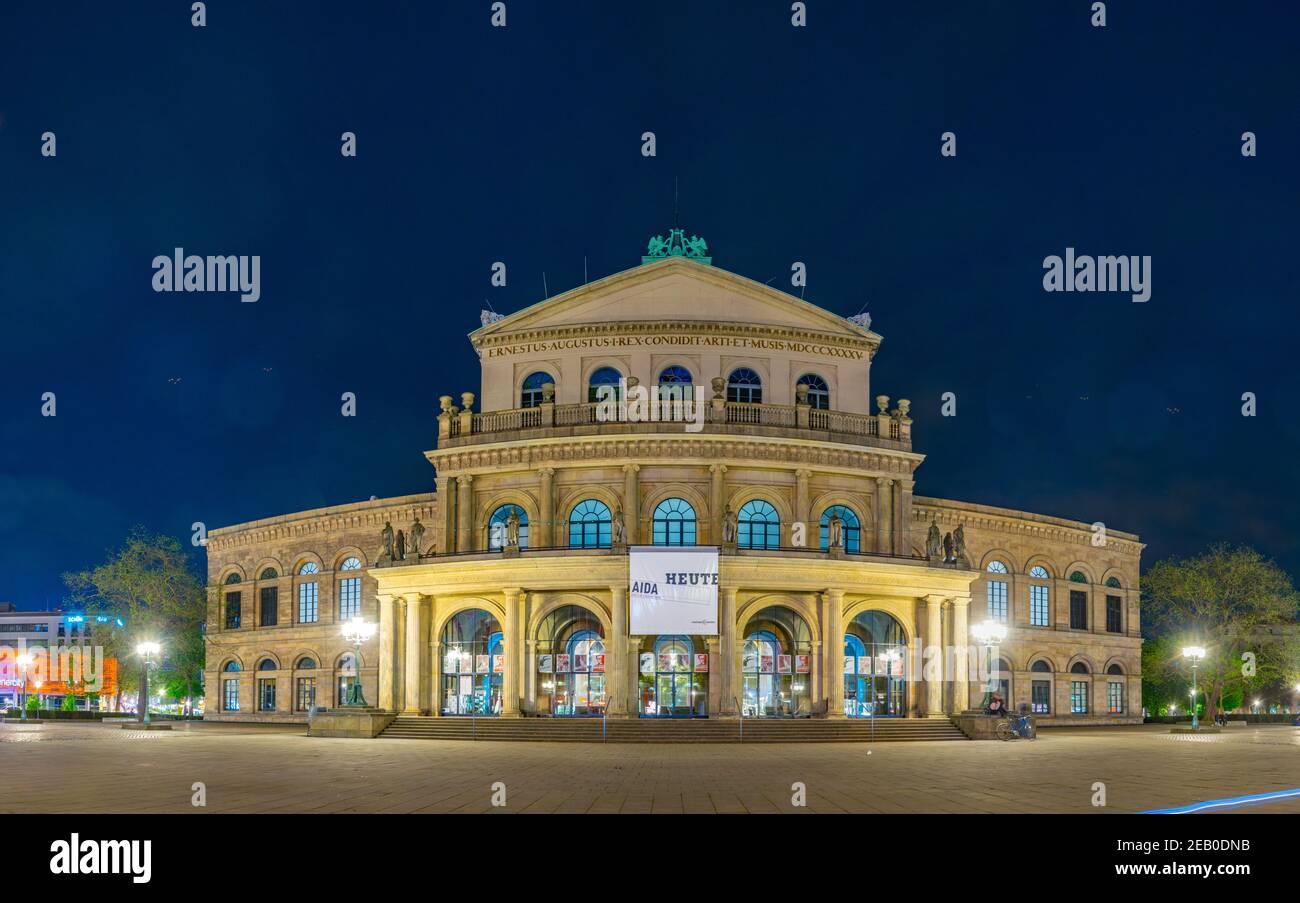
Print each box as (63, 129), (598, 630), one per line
(890, 656), (904, 677)
(573, 654), (588, 672)
(777, 654), (792, 674)
(658, 653), (673, 672)
(843, 655), (856, 674)
(556, 654), (571, 673)
(537, 654), (554, 674)
(742, 651), (758, 672)
(760, 655), (774, 674)
(492, 654), (505, 673)
(693, 653), (709, 673)
(592, 653), (605, 673)
(443, 656), (459, 674)
(861, 656), (873, 675)
(629, 546), (719, 634)
(458, 675), (473, 696)
(794, 654), (810, 674)
(639, 652), (655, 675)
(475, 654), (490, 674)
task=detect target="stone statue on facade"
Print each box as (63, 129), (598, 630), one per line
(612, 507), (626, 546)
(942, 531), (954, 563)
(926, 519), (942, 560)
(409, 516), (425, 560)
(381, 520), (395, 561)
(506, 508), (521, 548)
(395, 528), (407, 561)
(828, 513), (845, 550)
(722, 506), (737, 545)
(953, 523), (968, 565)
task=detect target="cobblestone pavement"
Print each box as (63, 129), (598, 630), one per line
(2, 721), (1298, 814)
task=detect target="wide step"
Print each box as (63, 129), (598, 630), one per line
(378, 717), (968, 743)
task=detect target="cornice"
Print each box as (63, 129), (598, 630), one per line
(208, 496), (438, 552)
(427, 434), (923, 478)
(474, 319), (877, 357)
(914, 498), (1143, 555)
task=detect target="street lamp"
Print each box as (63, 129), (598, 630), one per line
(971, 620), (1007, 709)
(15, 653), (34, 721)
(1182, 646), (1205, 729)
(136, 641), (161, 725)
(340, 617), (376, 707)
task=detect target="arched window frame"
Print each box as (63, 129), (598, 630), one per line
(819, 505), (861, 553)
(726, 367), (763, 404)
(652, 497), (697, 546)
(737, 499), (781, 550)
(568, 499), (612, 549)
(587, 366), (623, 403)
(520, 371), (554, 409)
(488, 504), (529, 550)
(797, 373), (829, 410)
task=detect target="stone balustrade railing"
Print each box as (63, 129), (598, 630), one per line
(437, 389), (912, 449)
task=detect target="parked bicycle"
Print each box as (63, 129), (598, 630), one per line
(995, 713), (1035, 741)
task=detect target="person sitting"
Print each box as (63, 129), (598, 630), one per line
(985, 693), (1008, 717)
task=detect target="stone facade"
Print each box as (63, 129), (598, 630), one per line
(204, 251), (1142, 726)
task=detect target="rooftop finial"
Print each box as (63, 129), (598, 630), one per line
(643, 227), (711, 265)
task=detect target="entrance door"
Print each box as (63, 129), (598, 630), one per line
(653, 673), (693, 717)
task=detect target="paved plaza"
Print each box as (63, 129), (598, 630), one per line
(1, 721), (1298, 814)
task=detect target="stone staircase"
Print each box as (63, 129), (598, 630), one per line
(379, 716), (968, 743)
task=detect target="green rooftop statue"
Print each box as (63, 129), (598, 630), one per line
(643, 227), (712, 265)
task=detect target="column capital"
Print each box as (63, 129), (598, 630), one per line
(795, 468), (812, 480)
(609, 584), (627, 597)
(709, 463), (728, 475)
(458, 474), (473, 486)
(622, 463), (640, 474)
(823, 587), (846, 603)
(538, 466), (555, 478)
(924, 593), (946, 607)
(875, 476), (893, 487)
(502, 586), (523, 601)
(949, 594), (972, 608)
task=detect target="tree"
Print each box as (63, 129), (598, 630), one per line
(63, 528), (208, 717)
(1142, 544), (1300, 723)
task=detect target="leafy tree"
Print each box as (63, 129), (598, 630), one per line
(60, 693), (77, 711)
(63, 528), (207, 716)
(1142, 544), (1300, 723)
(25, 695), (39, 713)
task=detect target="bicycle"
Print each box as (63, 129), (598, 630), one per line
(995, 714), (1034, 741)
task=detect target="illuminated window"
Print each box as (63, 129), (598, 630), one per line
(738, 499), (780, 549)
(819, 506), (861, 552)
(521, 371), (554, 408)
(488, 504), (529, 550)
(568, 499), (612, 549)
(726, 367), (762, 404)
(652, 498), (697, 546)
(588, 367), (623, 403)
(797, 373), (829, 409)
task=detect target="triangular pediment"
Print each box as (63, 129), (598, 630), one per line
(471, 257), (879, 345)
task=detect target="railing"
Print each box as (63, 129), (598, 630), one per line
(439, 398), (910, 447)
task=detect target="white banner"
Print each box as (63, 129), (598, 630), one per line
(629, 546), (719, 635)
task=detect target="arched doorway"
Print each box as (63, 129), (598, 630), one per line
(440, 608), (503, 716)
(637, 635), (707, 717)
(844, 610), (908, 717)
(741, 606), (813, 717)
(535, 604), (606, 716)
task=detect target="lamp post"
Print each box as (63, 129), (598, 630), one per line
(136, 641), (161, 725)
(1181, 646), (1205, 729)
(340, 617), (376, 707)
(16, 653), (33, 720)
(971, 620), (1007, 709)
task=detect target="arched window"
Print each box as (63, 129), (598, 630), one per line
(1070, 662), (1090, 674)
(643, 635), (701, 718)
(990, 657), (1012, 710)
(257, 658), (277, 671)
(652, 498), (697, 546)
(737, 499), (780, 549)
(588, 366), (623, 403)
(297, 561), (319, 575)
(1106, 663), (1124, 675)
(843, 610), (908, 718)
(297, 562), (319, 624)
(987, 560), (1010, 574)
(293, 658), (317, 713)
(521, 371), (554, 408)
(1028, 565), (1051, 626)
(1069, 571), (1088, 583)
(256, 660), (276, 711)
(797, 373), (829, 409)
(259, 567), (278, 580)
(817, 505), (861, 552)
(224, 572), (242, 585)
(336, 652), (360, 705)
(1030, 660), (1052, 713)
(1069, 663), (1090, 713)
(488, 504), (529, 550)
(743, 606), (814, 717)
(339, 556), (361, 571)
(222, 660), (241, 672)
(987, 561), (1010, 622)
(727, 367), (762, 404)
(536, 605), (607, 716)
(1105, 576), (1121, 588)
(568, 499), (612, 549)
(440, 609), (504, 716)
(658, 365), (692, 386)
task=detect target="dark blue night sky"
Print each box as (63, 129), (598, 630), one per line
(2, 1), (1298, 608)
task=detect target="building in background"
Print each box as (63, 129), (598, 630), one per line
(0, 603), (122, 710)
(204, 231), (1143, 726)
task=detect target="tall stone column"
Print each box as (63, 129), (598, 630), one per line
(607, 584), (628, 716)
(622, 464), (640, 544)
(378, 594), (398, 710)
(436, 476), (453, 554)
(794, 469), (811, 538)
(709, 463), (727, 544)
(537, 468), (555, 547)
(502, 587), (522, 716)
(706, 637), (722, 715)
(924, 594), (945, 717)
(823, 589), (845, 717)
(719, 586), (738, 715)
(456, 475), (474, 552)
(892, 479), (908, 556)
(403, 594), (429, 714)
(951, 596), (970, 714)
(875, 477), (893, 554)
(525, 640), (538, 711)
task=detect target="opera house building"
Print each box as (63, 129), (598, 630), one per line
(203, 230), (1143, 735)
